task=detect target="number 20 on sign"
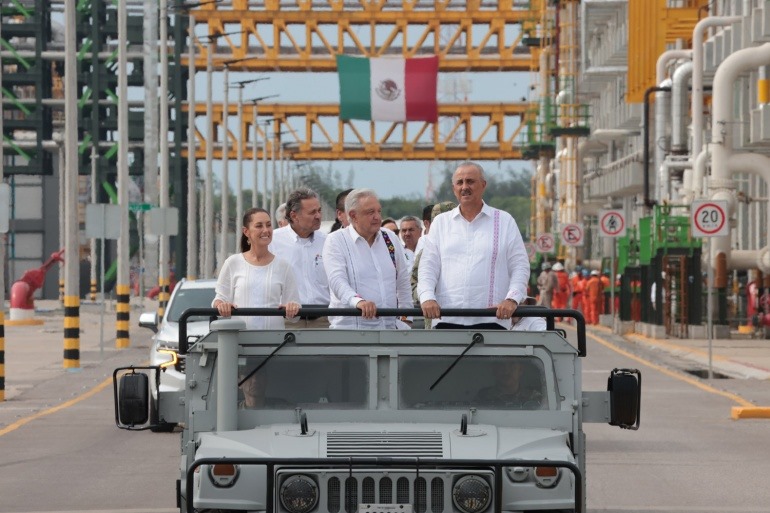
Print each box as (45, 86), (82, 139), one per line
(691, 200), (729, 238)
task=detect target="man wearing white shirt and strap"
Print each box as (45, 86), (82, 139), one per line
(418, 162), (531, 329)
(323, 188), (413, 329)
(270, 187), (331, 328)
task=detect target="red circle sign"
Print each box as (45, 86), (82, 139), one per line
(693, 202), (726, 235)
(600, 211), (625, 236)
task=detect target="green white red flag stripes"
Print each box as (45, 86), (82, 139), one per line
(336, 55), (439, 122)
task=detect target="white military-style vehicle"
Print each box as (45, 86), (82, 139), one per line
(114, 307), (640, 513)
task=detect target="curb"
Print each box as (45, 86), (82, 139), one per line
(731, 407), (770, 419)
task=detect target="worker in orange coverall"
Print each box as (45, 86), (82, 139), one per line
(570, 268), (586, 314)
(584, 269), (604, 325)
(551, 262), (570, 320)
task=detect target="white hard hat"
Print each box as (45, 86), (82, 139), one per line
(552, 262), (564, 271)
(590, 270), (600, 276)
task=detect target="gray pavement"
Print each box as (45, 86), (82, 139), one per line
(1, 300), (769, 423)
(0, 298), (157, 427)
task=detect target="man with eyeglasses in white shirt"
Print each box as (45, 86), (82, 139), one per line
(417, 162), (531, 329)
(323, 188), (413, 329)
(270, 187), (331, 328)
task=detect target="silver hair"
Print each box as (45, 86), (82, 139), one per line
(285, 187), (319, 223)
(399, 215), (423, 231)
(275, 203), (287, 222)
(454, 161), (486, 181)
(344, 188), (378, 215)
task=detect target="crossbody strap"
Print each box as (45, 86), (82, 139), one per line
(381, 230), (397, 270)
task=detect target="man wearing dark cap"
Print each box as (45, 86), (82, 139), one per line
(417, 162), (530, 329)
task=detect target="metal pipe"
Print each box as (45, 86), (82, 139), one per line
(671, 61), (694, 153)
(252, 103), (260, 209)
(643, 86), (671, 209)
(710, 43), (770, 271)
(117, 0), (131, 347)
(654, 78), (672, 204)
(691, 16), (742, 158)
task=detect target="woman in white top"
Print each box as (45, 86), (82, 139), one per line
(213, 208), (301, 329)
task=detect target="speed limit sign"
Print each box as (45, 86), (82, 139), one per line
(691, 200), (729, 237)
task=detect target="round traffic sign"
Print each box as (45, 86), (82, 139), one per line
(692, 201), (728, 237)
(560, 223), (584, 247)
(535, 233), (555, 253)
(599, 210), (625, 237)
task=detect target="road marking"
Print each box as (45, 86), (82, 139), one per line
(566, 326), (755, 409)
(0, 375), (113, 438)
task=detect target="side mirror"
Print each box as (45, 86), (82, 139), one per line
(117, 372), (150, 427)
(607, 368), (641, 430)
(139, 312), (159, 333)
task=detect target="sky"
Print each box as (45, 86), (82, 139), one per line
(198, 69), (532, 200)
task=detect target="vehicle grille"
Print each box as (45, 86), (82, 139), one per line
(326, 432), (444, 458)
(326, 474), (446, 513)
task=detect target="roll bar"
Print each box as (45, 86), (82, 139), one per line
(177, 307), (586, 356)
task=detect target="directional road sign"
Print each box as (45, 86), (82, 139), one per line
(599, 209), (626, 238)
(560, 223), (584, 247)
(148, 207), (179, 236)
(535, 232), (555, 254)
(85, 203), (121, 240)
(691, 200), (729, 237)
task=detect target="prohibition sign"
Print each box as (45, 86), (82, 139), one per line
(560, 223), (584, 247)
(535, 233), (555, 253)
(691, 200), (729, 237)
(599, 210), (625, 238)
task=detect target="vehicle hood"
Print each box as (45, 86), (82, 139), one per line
(156, 320), (210, 346)
(194, 423), (570, 462)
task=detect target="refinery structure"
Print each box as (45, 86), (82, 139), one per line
(1, 0), (769, 339)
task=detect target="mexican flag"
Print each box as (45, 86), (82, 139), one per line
(336, 55), (439, 122)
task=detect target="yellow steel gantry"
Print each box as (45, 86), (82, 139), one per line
(189, 0), (539, 72)
(181, 1), (544, 162)
(187, 102), (530, 161)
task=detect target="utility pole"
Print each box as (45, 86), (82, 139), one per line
(219, 66), (229, 270)
(203, 40), (214, 278)
(116, 0), (131, 348)
(158, 0), (170, 315)
(63, 0), (81, 364)
(186, 14), (197, 280)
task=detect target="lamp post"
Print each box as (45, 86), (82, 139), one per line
(230, 80), (268, 251)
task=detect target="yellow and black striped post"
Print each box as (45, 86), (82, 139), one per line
(63, 295), (80, 369)
(90, 279), (97, 302)
(59, 279), (65, 302)
(0, 311), (5, 401)
(157, 276), (170, 319)
(116, 284), (130, 348)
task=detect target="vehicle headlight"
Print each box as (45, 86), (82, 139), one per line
(157, 348), (178, 369)
(452, 475), (491, 513)
(280, 475), (318, 513)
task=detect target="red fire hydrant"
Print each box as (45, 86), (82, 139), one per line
(9, 249), (65, 320)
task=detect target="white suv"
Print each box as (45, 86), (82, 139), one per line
(139, 279), (217, 402)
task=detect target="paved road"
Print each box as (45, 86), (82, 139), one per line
(1, 305), (769, 512)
